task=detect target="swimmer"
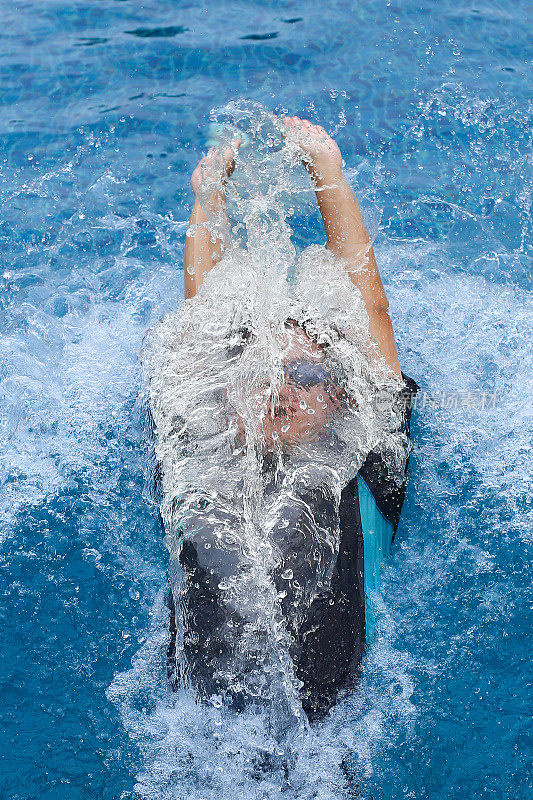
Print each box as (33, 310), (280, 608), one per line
(158, 117), (418, 720)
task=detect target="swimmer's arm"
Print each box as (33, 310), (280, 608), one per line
(314, 166), (402, 376)
(283, 116), (400, 374)
(184, 141), (240, 300)
(184, 190), (228, 300)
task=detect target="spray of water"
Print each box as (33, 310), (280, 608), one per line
(136, 102), (410, 764)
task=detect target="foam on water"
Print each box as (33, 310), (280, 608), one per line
(108, 596), (417, 800)
(0, 127), (186, 543)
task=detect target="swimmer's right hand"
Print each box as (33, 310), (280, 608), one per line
(282, 117), (343, 183)
(190, 139), (242, 196)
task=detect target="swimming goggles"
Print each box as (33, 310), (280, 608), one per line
(283, 360), (333, 390)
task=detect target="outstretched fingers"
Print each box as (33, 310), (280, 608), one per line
(282, 116), (328, 139)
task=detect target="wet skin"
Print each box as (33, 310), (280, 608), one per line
(236, 324), (343, 452)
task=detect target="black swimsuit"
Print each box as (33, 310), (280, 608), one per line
(164, 375), (418, 721)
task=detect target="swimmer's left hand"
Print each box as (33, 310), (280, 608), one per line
(190, 139), (242, 196)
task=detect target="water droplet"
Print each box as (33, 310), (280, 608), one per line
(299, 400), (307, 410)
(281, 568), (293, 580)
(186, 265), (196, 275)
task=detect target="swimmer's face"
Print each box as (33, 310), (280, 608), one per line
(261, 324), (340, 450)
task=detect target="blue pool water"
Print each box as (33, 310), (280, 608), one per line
(1, 1), (531, 798)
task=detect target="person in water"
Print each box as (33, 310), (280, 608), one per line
(155, 117), (417, 721)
